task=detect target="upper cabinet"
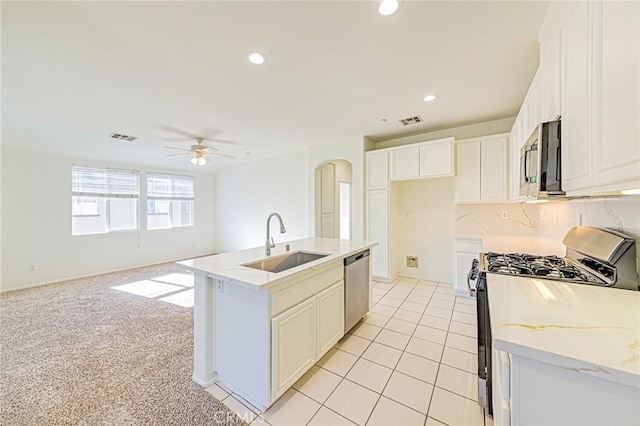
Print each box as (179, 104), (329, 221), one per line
(511, 0), (640, 197)
(389, 137), (454, 181)
(390, 147), (419, 180)
(366, 151), (388, 190)
(456, 135), (509, 204)
(420, 139), (453, 177)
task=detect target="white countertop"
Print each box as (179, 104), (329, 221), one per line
(487, 273), (640, 388)
(179, 237), (377, 290)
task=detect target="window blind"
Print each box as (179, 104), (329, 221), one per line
(72, 166), (139, 198)
(147, 173), (194, 200)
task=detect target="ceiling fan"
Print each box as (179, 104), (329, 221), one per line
(164, 138), (236, 166)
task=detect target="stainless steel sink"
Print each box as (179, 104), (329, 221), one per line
(242, 250), (329, 273)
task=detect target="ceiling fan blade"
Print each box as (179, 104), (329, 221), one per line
(166, 153), (192, 157)
(203, 137), (240, 145)
(163, 145), (192, 152)
(209, 152), (237, 160)
(157, 125), (200, 140)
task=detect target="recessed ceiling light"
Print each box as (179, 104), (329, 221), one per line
(423, 94), (438, 102)
(378, 0), (399, 16)
(248, 52), (266, 65)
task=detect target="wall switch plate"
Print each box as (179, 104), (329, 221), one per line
(501, 211), (509, 219)
(407, 256), (419, 268)
(29, 264), (36, 272)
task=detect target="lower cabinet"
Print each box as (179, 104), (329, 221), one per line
(493, 348), (640, 425)
(453, 238), (482, 297)
(271, 297), (317, 399)
(271, 280), (344, 400)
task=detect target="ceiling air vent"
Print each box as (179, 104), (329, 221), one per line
(399, 115), (423, 126)
(109, 133), (138, 142)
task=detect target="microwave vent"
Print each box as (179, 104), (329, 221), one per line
(399, 115), (423, 126)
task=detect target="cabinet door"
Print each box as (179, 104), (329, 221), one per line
(420, 139), (453, 177)
(455, 141), (481, 203)
(390, 147), (419, 180)
(366, 151), (389, 190)
(316, 281), (344, 358)
(562, 1), (591, 191)
(454, 252), (479, 297)
(272, 297), (316, 399)
(592, 1), (640, 189)
(481, 138), (509, 202)
(542, 34), (562, 122)
(366, 190), (388, 279)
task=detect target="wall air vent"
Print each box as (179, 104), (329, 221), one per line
(399, 115), (423, 126)
(109, 133), (138, 142)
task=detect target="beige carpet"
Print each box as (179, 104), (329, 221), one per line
(0, 263), (244, 425)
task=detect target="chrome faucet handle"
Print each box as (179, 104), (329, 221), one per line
(270, 237), (275, 248)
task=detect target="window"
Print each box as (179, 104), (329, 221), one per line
(72, 166), (139, 235)
(147, 173), (194, 230)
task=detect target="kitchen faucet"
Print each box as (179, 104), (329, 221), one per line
(265, 212), (286, 256)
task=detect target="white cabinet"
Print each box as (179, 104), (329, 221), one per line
(561, 0), (591, 192)
(390, 147), (419, 180)
(419, 139), (454, 177)
(366, 151), (388, 190)
(455, 135), (509, 204)
(366, 190), (389, 279)
(387, 137), (454, 181)
(271, 297), (316, 399)
(453, 238), (482, 297)
(493, 348), (640, 425)
(591, 1), (640, 191)
(516, 0), (640, 196)
(316, 282), (344, 357)
(271, 278), (345, 401)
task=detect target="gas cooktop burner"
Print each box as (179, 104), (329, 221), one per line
(484, 252), (599, 283)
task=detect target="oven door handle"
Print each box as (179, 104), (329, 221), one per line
(467, 269), (477, 297)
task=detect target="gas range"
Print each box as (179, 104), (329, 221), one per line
(481, 252), (602, 284)
(477, 226), (639, 291)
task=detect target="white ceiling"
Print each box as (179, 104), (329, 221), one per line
(2, 1), (549, 173)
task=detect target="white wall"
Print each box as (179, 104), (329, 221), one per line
(1, 148), (217, 292)
(308, 136), (366, 241)
(392, 178), (456, 283)
(215, 150), (309, 253)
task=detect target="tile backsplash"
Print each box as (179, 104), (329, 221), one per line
(456, 196), (640, 254)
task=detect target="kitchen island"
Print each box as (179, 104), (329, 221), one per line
(487, 273), (640, 425)
(179, 237), (377, 412)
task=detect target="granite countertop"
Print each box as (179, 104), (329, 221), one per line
(179, 237), (377, 290)
(487, 273), (640, 388)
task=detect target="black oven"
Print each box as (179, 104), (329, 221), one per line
(473, 262), (493, 415)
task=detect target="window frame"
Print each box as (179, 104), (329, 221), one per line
(146, 172), (195, 230)
(71, 166), (140, 236)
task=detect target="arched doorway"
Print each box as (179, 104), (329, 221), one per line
(314, 159), (353, 239)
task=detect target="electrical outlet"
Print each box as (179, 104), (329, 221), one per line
(216, 281), (224, 293)
(29, 264), (36, 272)
(501, 211), (509, 220)
(407, 256), (419, 268)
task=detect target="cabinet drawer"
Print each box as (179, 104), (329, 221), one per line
(270, 264), (343, 317)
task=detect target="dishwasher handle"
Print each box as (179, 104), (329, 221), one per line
(344, 249), (370, 266)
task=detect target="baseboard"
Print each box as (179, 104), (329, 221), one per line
(192, 372), (218, 388)
(1, 252), (218, 294)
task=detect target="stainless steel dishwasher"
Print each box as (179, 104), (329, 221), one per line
(344, 249), (370, 332)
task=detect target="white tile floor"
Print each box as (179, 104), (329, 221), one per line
(207, 277), (491, 426)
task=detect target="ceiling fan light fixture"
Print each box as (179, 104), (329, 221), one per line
(248, 51), (266, 65)
(378, 0), (399, 16)
(191, 156), (207, 166)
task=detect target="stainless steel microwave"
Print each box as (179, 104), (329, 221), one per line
(519, 119), (564, 197)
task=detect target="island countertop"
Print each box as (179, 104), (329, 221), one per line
(487, 273), (640, 389)
(179, 237), (377, 290)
